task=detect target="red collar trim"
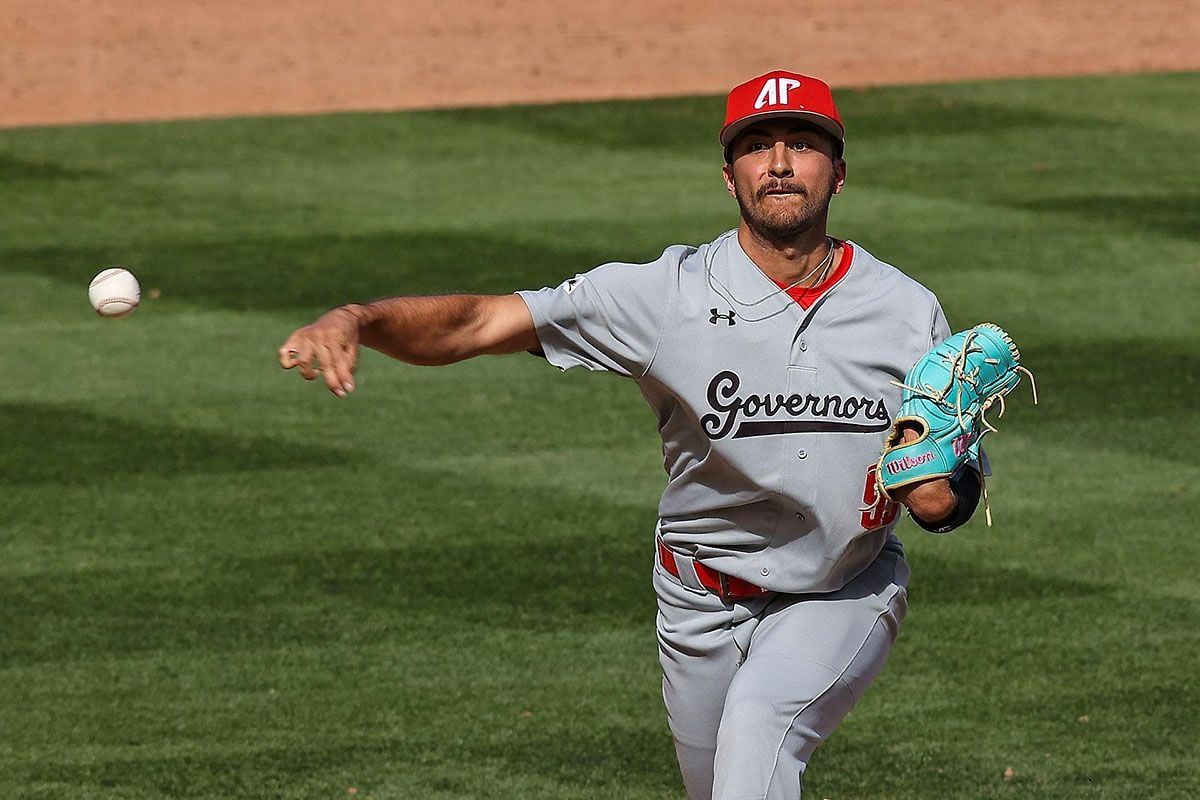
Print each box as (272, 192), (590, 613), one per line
(770, 241), (854, 310)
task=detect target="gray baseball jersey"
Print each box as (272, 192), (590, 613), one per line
(517, 229), (950, 595)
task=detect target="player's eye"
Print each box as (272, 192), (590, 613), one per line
(791, 141), (811, 151)
(748, 142), (769, 152)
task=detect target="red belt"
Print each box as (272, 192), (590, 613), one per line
(657, 538), (770, 599)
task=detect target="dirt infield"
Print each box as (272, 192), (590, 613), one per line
(2, 0), (1198, 128)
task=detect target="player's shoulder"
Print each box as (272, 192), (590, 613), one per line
(583, 243), (697, 284)
(849, 240), (942, 310)
(606, 243), (698, 270)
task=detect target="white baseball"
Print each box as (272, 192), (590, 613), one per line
(89, 268), (141, 318)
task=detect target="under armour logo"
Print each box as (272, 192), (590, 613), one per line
(709, 308), (736, 326)
(754, 77), (802, 109)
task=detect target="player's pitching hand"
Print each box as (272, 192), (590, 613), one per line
(278, 306), (362, 397)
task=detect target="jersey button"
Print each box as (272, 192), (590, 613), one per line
(760, 567), (770, 577)
(797, 449), (808, 459)
(799, 340), (808, 352)
(794, 512), (806, 520)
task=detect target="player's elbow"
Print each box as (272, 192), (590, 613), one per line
(468, 295), (540, 357)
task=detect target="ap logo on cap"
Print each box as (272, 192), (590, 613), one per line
(754, 77), (803, 109)
(719, 70), (845, 151)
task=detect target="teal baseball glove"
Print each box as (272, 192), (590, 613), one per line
(876, 323), (1037, 525)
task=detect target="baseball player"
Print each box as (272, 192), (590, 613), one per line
(279, 70), (984, 799)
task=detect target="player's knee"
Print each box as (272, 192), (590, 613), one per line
(716, 690), (814, 757)
(717, 692), (779, 745)
(718, 668), (855, 761)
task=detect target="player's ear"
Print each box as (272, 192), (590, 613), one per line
(832, 158), (847, 195)
(722, 162), (737, 198)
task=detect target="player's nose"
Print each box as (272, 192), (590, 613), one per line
(768, 142), (793, 178)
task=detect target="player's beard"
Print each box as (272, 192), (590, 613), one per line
(734, 174), (837, 243)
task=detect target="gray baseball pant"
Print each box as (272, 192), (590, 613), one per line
(654, 542), (910, 800)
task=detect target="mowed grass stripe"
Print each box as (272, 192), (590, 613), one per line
(2, 73), (1198, 798)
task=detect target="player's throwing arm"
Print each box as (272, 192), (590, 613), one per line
(277, 294), (539, 396)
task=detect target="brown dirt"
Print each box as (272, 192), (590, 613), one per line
(2, 0), (1198, 128)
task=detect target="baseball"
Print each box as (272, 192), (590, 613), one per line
(88, 267), (141, 318)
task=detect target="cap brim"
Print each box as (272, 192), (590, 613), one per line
(719, 110), (844, 149)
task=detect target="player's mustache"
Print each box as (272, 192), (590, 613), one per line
(757, 181), (807, 200)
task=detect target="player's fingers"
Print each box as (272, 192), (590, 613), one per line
(327, 345), (356, 394)
(340, 341), (359, 392)
(320, 335), (357, 394)
(317, 342), (348, 396)
(295, 342), (319, 381)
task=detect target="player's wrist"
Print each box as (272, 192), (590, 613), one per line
(894, 477), (957, 522)
(333, 303), (374, 330)
(908, 466), (983, 533)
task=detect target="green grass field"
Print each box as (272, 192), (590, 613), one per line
(1, 72), (1198, 799)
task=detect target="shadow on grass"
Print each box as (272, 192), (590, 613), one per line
(432, 95), (720, 154)
(904, 550), (1110, 606)
(19, 721), (680, 798)
(0, 402), (353, 485)
(0, 152), (103, 181)
(1029, 338), (1200, 416)
(1007, 192), (1200, 240)
(484, 719), (679, 794)
(1, 229), (633, 313)
(0, 480), (655, 665)
(847, 97), (1105, 140)
(21, 741), (388, 798)
(1013, 336), (1199, 463)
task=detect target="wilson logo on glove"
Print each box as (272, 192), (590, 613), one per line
(884, 452), (935, 475)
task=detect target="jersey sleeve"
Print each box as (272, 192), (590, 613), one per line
(515, 245), (684, 378)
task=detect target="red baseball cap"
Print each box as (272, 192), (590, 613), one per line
(719, 70), (844, 156)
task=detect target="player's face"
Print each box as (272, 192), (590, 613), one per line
(722, 121), (846, 241)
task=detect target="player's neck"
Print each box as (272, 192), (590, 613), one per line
(736, 222), (837, 287)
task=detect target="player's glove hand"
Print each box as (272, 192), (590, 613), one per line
(875, 323), (1036, 525)
(278, 305), (363, 397)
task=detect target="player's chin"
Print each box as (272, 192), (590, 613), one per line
(751, 206), (816, 236)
